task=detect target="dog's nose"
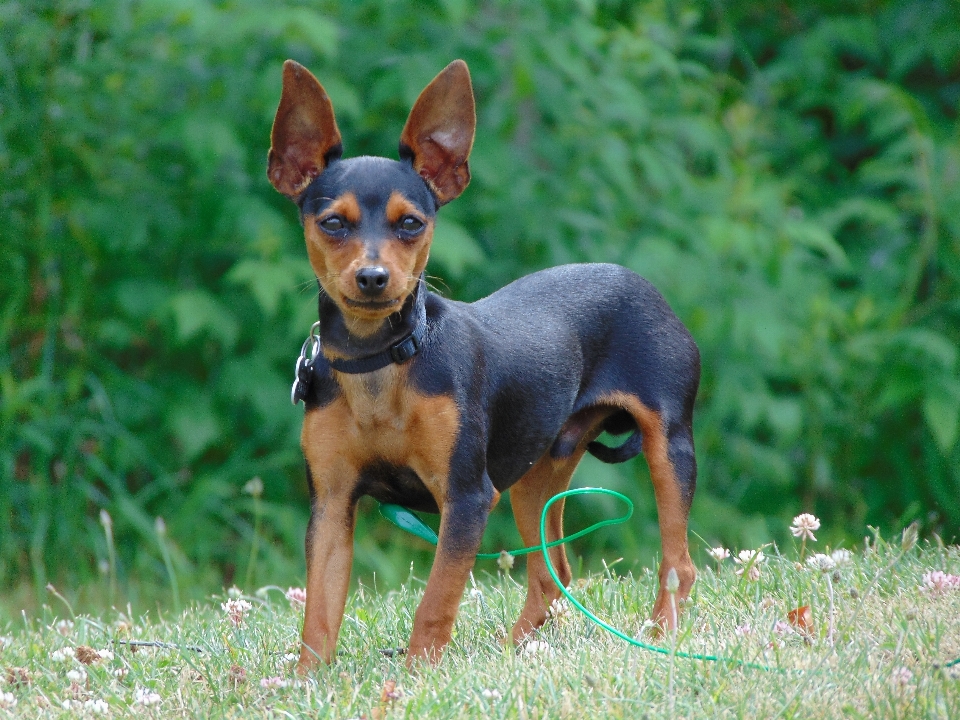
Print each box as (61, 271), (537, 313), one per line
(355, 266), (390, 297)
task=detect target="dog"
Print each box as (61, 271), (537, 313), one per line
(267, 59), (700, 669)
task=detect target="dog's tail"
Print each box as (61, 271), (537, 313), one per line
(586, 430), (643, 464)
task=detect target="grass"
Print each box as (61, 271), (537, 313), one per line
(1, 533), (958, 718)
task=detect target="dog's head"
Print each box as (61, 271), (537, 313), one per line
(267, 60), (475, 322)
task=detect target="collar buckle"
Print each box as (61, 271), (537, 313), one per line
(389, 333), (421, 364)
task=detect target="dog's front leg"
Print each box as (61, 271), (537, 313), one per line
(406, 477), (494, 666)
(298, 486), (357, 671)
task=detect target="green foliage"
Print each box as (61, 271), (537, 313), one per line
(1, 0), (958, 605)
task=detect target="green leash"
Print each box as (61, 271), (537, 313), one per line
(381, 489), (960, 672)
(380, 487), (633, 560)
(538, 489), (774, 669)
(380, 487), (776, 671)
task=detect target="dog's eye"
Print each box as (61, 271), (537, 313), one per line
(399, 216), (424, 234)
(319, 215), (345, 233)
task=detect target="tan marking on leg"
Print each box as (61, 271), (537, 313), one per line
(406, 476), (492, 667)
(297, 405), (361, 671)
(406, 548), (478, 666)
(298, 493), (355, 670)
(595, 392), (696, 630)
(509, 451), (584, 644)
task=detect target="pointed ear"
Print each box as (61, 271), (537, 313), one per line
(267, 60), (343, 200)
(399, 60), (476, 205)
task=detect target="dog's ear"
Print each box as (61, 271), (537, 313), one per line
(267, 60), (343, 200)
(399, 60), (476, 205)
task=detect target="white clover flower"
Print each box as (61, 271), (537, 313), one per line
(734, 550), (765, 580)
(66, 668), (87, 684)
(84, 698), (109, 714)
(55, 619), (74, 636)
(734, 623), (752, 636)
(546, 598), (570, 620)
(222, 598), (253, 627)
(51, 647), (76, 662)
(733, 564), (759, 581)
(707, 547), (730, 562)
(481, 688), (502, 701)
(790, 514), (820, 541)
(285, 587), (307, 607)
(0, 692), (16, 709)
(891, 666), (913, 685)
(830, 548), (853, 565)
(97, 648), (115, 661)
(497, 551), (515, 571)
(244, 476), (264, 497)
(259, 676), (289, 689)
(734, 549), (766, 566)
(521, 640), (552, 656)
(135, 687), (162, 706)
(772, 620), (794, 636)
(807, 553), (836, 573)
(921, 570), (960, 593)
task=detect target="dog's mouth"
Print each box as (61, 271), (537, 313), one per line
(343, 296), (402, 311)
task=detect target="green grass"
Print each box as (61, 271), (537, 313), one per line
(1, 535), (958, 718)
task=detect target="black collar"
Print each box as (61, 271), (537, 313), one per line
(323, 280), (428, 374)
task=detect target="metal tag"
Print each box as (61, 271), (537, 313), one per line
(291, 322), (322, 406)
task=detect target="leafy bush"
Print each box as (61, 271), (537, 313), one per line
(1, 0), (957, 606)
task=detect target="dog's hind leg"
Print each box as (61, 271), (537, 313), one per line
(590, 391), (696, 629)
(635, 403), (696, 629)
(509, 451), (585, 644)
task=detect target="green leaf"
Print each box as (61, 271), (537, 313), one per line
(168, 290), (239, 348)
(782, 220), (849, 268)
(430, 218), (484, 277)
(923, 381), (960, 453)
(167, 394), (222, 461)
(226, 257), (310, 317)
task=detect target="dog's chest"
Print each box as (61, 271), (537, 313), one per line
(301, 368), (460, 498)
(340, 372), (415, 448)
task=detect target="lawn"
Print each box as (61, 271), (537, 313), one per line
(1, 529), (958, 718)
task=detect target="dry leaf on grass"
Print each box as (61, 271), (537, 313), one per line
(787, 605), (814, 636)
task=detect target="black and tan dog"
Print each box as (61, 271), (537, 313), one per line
(267, 59), (700, 669)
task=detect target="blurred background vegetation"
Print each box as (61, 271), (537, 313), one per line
(2, 0), (959, 617)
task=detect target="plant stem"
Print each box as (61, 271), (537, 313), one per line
(155, 518), (181, 615)
(245, 494), (262, 590)
(667, 570), (679, 716)
(825, 572), (835, 646)
(100, 510), (117, 606)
